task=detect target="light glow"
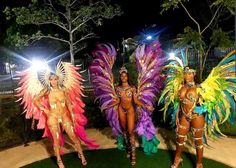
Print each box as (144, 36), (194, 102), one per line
(30, 59), (49, 72)
(146, 35), (152, 40)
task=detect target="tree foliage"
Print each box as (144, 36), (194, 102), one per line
(161, 0), (234, 81)
(211, 28), (234, 49)
(4, 0), (122, 64)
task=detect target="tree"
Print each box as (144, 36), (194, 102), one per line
(4, 0), (122, 64)
(161, 0), (234, 81)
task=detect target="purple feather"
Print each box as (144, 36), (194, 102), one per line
(90, 43), (122, 136)
(135, 40), (164, 140)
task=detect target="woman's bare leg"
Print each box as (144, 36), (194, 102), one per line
(118, 106), (127, 130)
(47, 117), (64, 168)
(127, 106), (136, 166)
(62, 116), (87, 166)
(191, 115), (205, 168)
(172, 116), (190, 167)
(118, 106), (130, 155)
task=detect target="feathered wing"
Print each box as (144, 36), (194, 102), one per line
(135, 40), (165, 154)
(197, 50), (236, 138)
(89, 44), (122, 140)
(16, 69), (47, 129)
(158, 49), (187, 127)
(56, 61), (99, 149)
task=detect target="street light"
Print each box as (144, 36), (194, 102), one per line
(146, 35), (152, 40)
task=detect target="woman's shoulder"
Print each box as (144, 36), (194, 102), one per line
(41, 88), (49, 94)
(60, 87), (70, 95)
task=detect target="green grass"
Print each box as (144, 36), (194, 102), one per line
(22, 148), (231, 168)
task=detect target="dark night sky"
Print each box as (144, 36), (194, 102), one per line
(97, 0), (234, 45)
(96, 0), (188, 43)
(0, 0), (234, 50)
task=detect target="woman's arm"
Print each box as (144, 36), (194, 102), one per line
(33, 89), (49, 114)
(106, 97), (120, 109)
(175, 106), (180, 126)
(64, 89), (73, 113)
(132, 87), (143, 107)
(176, 87), (184, 126)
(132, 87), (154, 111)
(106, 86), (121, 109)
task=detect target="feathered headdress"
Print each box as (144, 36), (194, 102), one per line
(184, 66), (196, 74)
(119, 66), (128, 74)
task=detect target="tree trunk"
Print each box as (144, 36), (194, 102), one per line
(67, 1), (74, 65)
(198, 47), (204, 82)
(70, 42), (74, 65)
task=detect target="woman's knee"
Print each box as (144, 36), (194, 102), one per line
(63, 122), (76, 137)
(175, 124), (189, 145)
(192, 127), (204, 148)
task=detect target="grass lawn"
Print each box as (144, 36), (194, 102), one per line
(22, 148), (231, 168)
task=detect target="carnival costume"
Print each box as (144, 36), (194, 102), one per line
(159, 49), (236, 168)
(16, 61), (99, 167)
(89, 41), (164, 156)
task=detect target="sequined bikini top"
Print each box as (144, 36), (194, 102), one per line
(183, 92), (198, 104)
(116, 86), (133, 98)
(50, 99), (66, 109)
(179, 88), (198, 105)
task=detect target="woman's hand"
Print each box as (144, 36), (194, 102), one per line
(175, 116), (179, 126)
(107, 97), (120, 109)
(145, 105), (154, 111)
(138, 104), (154, 111)
(43, 109), (50, 115)
(133, 93), (138, 100)
(112, 97), (120, 106)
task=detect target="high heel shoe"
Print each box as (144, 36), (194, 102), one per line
(171, 157), (183, 168)
(57, 159), (65, 168)
(78, 152), (87, 166)
(124, 132), (131, 159)
(196, 163), (203, 168)
(130, 146), (136, 166)
(126, 151), (131, 158)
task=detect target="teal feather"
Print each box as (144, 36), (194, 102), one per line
(218, 54), (235, 65)
(117, 135), (125, 150)
(222, 66), (236, 72)
(141, 135), (160, 155)
(228, 86), (236, 92)
(180, 49), (187, 66)
(223, 91), (236, 124)
(227, 79), (236, 83)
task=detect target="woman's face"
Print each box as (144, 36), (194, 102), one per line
(49, 75), (59, 87)
(120, 72), (128, 83)
(184, 72), (195, 83)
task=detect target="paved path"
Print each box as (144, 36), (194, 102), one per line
(0, 128), (235, 168)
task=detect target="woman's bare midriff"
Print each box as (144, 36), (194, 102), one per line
(120, 97), (133, 110)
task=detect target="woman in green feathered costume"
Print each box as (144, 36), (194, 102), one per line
(159, 49), (236, 168)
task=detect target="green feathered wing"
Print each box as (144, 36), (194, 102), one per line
(198, 50), (236, 138)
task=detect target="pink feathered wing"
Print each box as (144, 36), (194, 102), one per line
(16, 63), (99, 153)
(61, 63), (99, 149)
(16, 69), (47, 129)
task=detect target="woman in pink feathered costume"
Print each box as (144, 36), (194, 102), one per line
(16, 61), (99, 168)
